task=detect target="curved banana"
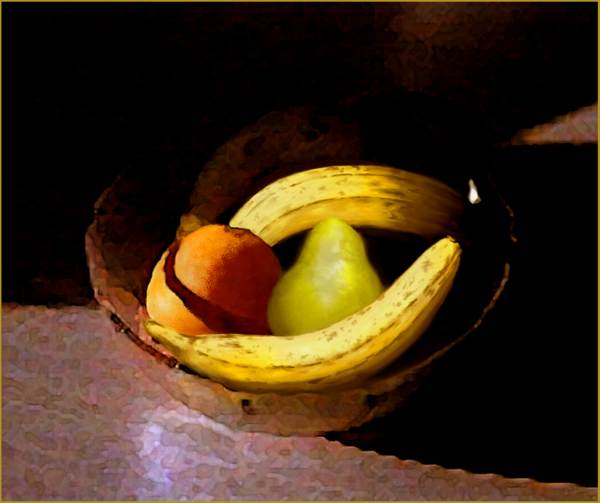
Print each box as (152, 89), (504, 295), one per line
(230, 165), (464, 245)
(145, 237), (461, 392)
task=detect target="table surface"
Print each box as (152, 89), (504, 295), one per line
(3, 303), (596, 500)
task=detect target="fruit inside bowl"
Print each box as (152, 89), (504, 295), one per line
(142, 165), (465, 393)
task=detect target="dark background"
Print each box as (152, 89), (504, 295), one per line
(3, 3), (598, 487)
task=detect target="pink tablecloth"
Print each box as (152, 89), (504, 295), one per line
(3, 304), (596, 500)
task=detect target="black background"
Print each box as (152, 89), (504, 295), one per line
(3, 3), (598, 487)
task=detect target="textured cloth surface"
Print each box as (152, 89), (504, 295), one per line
(512, 103), (597, 145)
(3, 304), (596, 500)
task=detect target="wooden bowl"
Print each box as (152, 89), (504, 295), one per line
(85, 107), (513, 436)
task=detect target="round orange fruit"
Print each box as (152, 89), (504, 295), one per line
(146, 225), (281, 336)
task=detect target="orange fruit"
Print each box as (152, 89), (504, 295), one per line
(146, 225), (281, 336)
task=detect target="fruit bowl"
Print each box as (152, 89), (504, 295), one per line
(85, 108), (514, 436)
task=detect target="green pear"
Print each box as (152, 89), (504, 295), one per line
(268, 217), (384, 336)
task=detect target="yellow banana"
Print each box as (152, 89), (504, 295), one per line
(230, 165), (464, 245)
(145, 165), (464, 392)
(145, 236), (461, 392)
